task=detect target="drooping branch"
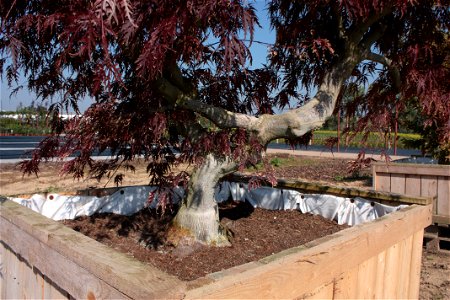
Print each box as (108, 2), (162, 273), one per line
(157, 48), (359, 146)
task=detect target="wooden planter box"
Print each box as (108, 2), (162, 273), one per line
(372, 162), (450, 225)
(1, 180), (432, 299)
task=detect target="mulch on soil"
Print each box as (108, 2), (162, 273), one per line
(62, 201), (348, 281)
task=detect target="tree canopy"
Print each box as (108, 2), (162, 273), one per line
(1, 0), (449, 243)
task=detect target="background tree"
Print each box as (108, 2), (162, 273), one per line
(1, 0), (449, 245)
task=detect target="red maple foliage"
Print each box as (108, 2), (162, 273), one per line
(1, 1), (448, 233)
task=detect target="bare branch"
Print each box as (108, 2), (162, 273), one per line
(166, 52), (358, 145)
(366, 52), (401, 90)
(359, 22), (387, 50)
(348, 6), (393, 46)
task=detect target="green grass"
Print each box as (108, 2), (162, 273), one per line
(0, 118), (50, 135)
(273, 130), (421, 149)
(250, 155), (323, 171)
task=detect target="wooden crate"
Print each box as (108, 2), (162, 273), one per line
(372, 162), (450, 225)
(1, 180), (432, 299)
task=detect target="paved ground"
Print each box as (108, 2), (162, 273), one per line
(266, 147), (410, 161)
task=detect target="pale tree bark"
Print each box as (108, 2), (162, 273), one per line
(161, 52), (360, 245)
(173, 154), (237, 246)
(156, 14), (390, 245)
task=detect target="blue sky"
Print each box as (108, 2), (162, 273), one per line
(0, 0), (274, 112)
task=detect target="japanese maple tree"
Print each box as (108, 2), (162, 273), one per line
(1, 0), (448, 245)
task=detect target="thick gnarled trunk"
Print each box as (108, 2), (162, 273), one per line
(173, 154), (237, 246)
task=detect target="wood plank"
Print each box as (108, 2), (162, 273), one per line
(8, 244), (22, 299)
(0, 242), (5, 299)
(356, 255), (377, 299)
(333, 266), (358, 299)
(46, 276), (70, 299)
(0, 200), (186, 299)
(408, 230), (424, 299)
(390, 174), (406, 194)
(1, 244), (10, 299)
(373, 250), (387, 298)
(185, 204), (432, 299)
(421, 176), (438, 214)
(23, 265), (42, 299)
(373, 163), (450, 177)
(231, 174), (433, 205)
(405, 175), (421, 196)
(432, 214), (450, 225)
(397, 235), (413, 299)
(376, 173), (391, 192)
(437, 176), (450, 219)
(1, 220), (124, 300)
(382, 243), (400, 299)
(305, 281), (334, 299)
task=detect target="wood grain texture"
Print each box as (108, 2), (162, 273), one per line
(356, 254), (377, 299)
(306, 281), (334, 299)
(232, 173), (433, 205)
(375, 173), (391, 192)
(373, 163), (450, 177)
(382, 243), (401, 299)
(1, 221), (125, 299)
(408, 230), (424, 299)
(185, 204), (431, 299)
(390, 174), (406, 194)
(405, 174), (421, 196)
(373, 250), (387, 298)
(2, 176), (434, 300)
(397, 235), (413, 299)
(1, 200), (186, 299)
(333, 266), (358, 299)
(373, 163), (449, 222)
(421, 176), (438, 214)
(437, 177), (450, 218)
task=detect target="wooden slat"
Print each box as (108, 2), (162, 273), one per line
(8, 244), (22, 299)
(356, 255), (377, 299)
(375, 173), (391, 192)
(23, 264), (41, 299)
(1, 244), (10, 299)
(382, 243), (400, 299)
(0, 243), (5, 299)
(432, 214), (450, 225)
(1, 220), (124, 299)
(397, 235), (413, 299)
(373, 250), (387, 298)
(390, 174), (406, 194)
(408, 230), (425, 299)
(231, 174), (433, 206)
(405, 175), (421, 196)
(306, 282), (334, 299)
(421, 176), (438, 214)
(185, 204), (432, 299)
(333, 266), (358, 299)
(1, 200), (186, 300)
(373, 163), (450, 177)
(437, 176), (450, 219)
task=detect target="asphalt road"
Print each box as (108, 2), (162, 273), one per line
(0, 135), (420, 163)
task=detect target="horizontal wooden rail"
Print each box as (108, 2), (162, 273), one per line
(230, 173), (433, 206)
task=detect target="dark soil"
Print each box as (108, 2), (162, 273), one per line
(62, 201), (348, 281)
